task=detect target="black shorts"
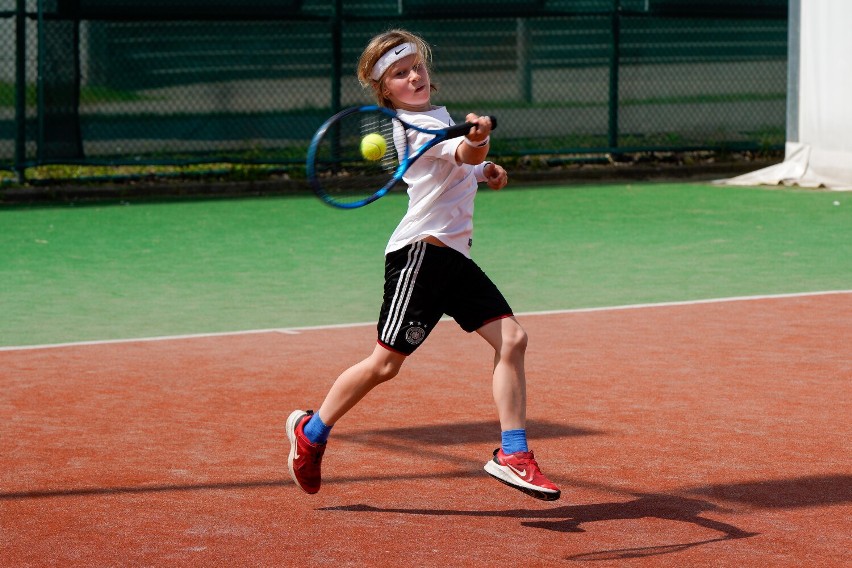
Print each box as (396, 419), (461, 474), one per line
(377, 241), (513, 355)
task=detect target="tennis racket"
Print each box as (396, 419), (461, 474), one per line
(306, 105), (497, 209)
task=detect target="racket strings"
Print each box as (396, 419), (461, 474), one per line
(362, 113), (399, 173)
(310, 109), (403, 205)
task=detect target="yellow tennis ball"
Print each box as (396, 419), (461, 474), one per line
(360, 133), (387, 161)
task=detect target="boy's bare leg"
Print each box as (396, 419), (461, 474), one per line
(478, 317), (560, 500)
(317, 343), (407, 425)
(287, 343), (405, 494)
(476, 317), (528, 431)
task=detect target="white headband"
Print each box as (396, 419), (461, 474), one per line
(370, 42), (418, 81)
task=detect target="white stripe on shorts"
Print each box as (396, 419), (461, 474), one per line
(381, 241), (427, 346)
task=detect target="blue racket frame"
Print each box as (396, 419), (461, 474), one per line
(307, 105), (495, 209)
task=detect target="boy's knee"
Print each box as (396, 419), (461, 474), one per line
(368, 348), (406, 384)
(501, 323), (528, 356)
(375, 361), (401, 383)
(510, 328), (528, 354)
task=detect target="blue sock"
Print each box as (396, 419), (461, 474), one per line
(501, 428), (528, 454)
(303, 412), (332, 444)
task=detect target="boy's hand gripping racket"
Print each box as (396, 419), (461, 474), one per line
(307, 105), (497, 209)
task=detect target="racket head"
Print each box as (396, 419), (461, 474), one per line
(307, 105), (408, 209)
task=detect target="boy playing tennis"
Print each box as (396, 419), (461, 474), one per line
(286, 29), (560, 501)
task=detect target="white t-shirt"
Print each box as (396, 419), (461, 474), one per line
(385, 106), (480, 258)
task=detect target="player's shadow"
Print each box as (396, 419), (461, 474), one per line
(686, 473), (852, 509)
(336, 418), (601, 446)
(321, 493), (757, 561)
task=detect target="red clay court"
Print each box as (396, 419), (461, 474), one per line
(1, 292), (850, 566)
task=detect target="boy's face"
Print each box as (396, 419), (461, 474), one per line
(382, 54), (431, 112)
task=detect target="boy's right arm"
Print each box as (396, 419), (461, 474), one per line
(455, 114), (493, 165)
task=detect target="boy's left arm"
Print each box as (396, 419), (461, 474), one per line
(476, 161), (508, 190)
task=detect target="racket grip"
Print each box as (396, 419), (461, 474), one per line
(446, 115), (498, 139)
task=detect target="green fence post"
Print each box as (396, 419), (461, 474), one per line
(331, 0), (342, 115)
(14, 0), (26, 181)
(608, 0), (621, 152)
(517, 18), (532, 104)
(35, 0), (43, 162)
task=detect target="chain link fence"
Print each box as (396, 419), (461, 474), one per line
(1, 0), (787, 178)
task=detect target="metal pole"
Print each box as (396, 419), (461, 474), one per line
(331, 0), (342, 115)
(329, 0), (343, 170)
(785, 0), (800, 144)
(517, 18), (532, 104)
(608, 0), (621, 151)
(36, 0), (44, 162)
(14, 0), (26, 181)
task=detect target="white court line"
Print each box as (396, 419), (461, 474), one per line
(1, 289), (850, 353)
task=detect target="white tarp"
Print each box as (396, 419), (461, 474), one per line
(722, 0), (852, 191)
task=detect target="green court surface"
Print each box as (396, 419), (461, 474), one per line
(1, 182), (849, 348)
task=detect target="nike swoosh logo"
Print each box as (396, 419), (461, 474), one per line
(394, 46), (408, 55)
(291, 419), (301, 459)
(508, 464), (527, 478)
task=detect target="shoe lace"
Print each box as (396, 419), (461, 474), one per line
(512, 452), (542, 474)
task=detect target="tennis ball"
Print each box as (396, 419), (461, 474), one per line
(360, 133), (387, 161)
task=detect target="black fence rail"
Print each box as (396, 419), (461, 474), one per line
(1, 0), (787, 178)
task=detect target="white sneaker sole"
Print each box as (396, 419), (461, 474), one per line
(484, 460), (561, 501)
(286, 409), (307, 490)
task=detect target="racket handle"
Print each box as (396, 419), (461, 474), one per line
(445, 115), (498, 139)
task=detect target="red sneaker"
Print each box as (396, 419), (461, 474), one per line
(484, 448), (561, 501)
(286, 409), (326, 494)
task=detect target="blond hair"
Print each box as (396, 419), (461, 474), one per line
(357, 29), (437, 108)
